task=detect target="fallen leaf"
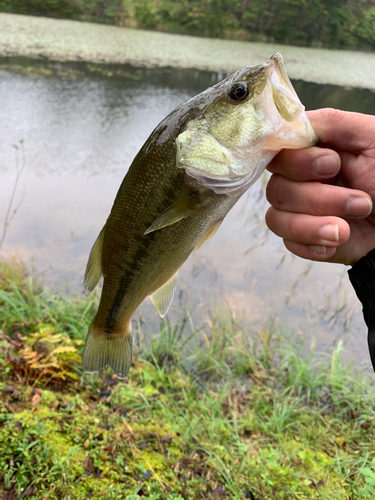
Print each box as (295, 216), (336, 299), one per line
(4, 403), (15, 413)
(20, 485), (35, 498)
(31, 393), (41, 405)
(99, 390), (111, 397)
(120, 408), (129, 417)
(142, 470), (152, 480)
(212, 487), (225, 496)
(84, 456), (94, 473)
(244, 490), (255, 500)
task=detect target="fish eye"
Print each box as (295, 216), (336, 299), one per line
(228, 82), (249, 103)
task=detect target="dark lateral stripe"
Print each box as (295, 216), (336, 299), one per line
(103, 161), (187, 333)
(103, 230), (157, 333)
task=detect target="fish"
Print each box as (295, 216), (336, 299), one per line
(82, 53), (317, 379)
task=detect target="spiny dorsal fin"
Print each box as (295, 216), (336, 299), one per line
(195, 219), (223, 251)
(149, 272), (178, 318)
(144, 193), (205, 235)
(83, 225), (105, 296)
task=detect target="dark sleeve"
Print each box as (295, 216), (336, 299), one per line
(348, 248), (375, 372)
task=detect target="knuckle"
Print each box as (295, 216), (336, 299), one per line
(289, 213), (305, 241)
(319, 108), (346, 124)
(266, 175), (284, 205)
(309, 183), (333, 216)
(265, 207), (275, 229)
(307, 189), (321, 216)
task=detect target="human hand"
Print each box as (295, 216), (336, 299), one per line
(265, 108), (375, 266)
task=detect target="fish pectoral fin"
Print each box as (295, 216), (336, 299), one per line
(144, 193), (205, 235)
(83, 225), (106, 295)
(82, 322), (132, 379)
(149, 272), (178, 318)
(195, 219), (223, 251)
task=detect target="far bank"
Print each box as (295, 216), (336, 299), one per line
(0, 13), (375, 90)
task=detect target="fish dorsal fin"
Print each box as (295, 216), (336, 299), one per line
(149, 272), (178, 318)
(83, 225), (106, 295)
(195, 219), (223, 251)
(144, 192), (205, 235)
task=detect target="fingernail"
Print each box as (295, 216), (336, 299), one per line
(318, 224), (339, 243)
(310, 245), (326, 255)
(314, 155), (339, 176)
(346, 197), (372, 218)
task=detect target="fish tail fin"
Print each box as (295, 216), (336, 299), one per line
(82, 321), (132, 379)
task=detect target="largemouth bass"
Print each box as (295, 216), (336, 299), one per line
(83, 53), (317, 378)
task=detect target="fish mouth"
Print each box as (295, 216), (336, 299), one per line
(268, 53), (299, 108)
(176, 54), (318, 196)
(267, 53), (318, 140)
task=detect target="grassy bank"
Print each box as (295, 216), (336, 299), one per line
(1, 259), (375, 499)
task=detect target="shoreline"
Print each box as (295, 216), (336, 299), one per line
(1, 13), (375, 90)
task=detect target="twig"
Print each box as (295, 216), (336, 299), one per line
(0, 140), (26, 250)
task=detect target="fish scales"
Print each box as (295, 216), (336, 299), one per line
(83, 54), (318, 378)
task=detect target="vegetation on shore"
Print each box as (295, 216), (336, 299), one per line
(0, 0), (375, 51)
(1, 258), (375, 499)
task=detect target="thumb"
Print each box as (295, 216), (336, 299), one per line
(307, 108), (375, 153)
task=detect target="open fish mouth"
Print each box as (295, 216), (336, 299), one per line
(176, 53), (318, 196)
(267, 53), (318, 145)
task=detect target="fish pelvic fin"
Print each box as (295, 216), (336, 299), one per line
(149, 271), (178, 318)
(82, 321), (132, 379)
(144, 192), (208, 235)
(83, 225), (106, 295)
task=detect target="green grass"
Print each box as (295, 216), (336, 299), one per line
(1, 259), (375, 499)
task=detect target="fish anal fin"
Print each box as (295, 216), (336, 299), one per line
(144, 192), (205, 235)
(82, 321), (132, 379)
(149, 272), (178, 318)
(83, 225), (106, 296)
(195, 219), (223, 251)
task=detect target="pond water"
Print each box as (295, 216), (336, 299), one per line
(1, 59), (375, 367)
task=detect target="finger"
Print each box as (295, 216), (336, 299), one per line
(307, 108), (375, 154)
(267, 147), (340, 181)
(266, 175), (373, 218)
(265, 207), (350, 246)
(283, 239), (338, 262)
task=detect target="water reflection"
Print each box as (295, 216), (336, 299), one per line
(1, 59), (374, 367)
